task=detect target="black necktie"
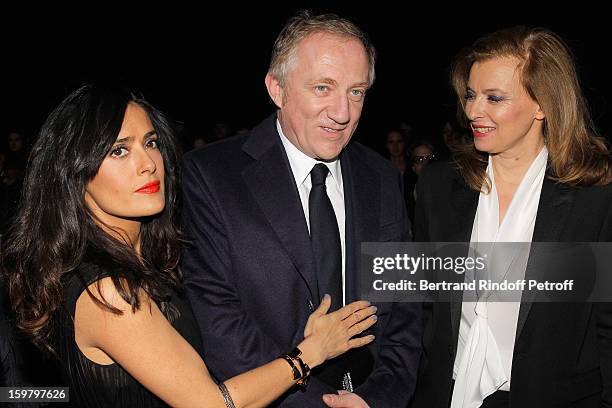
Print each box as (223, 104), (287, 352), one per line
(309, 163), (342, 311)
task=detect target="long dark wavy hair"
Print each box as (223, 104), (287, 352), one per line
(0, 84), (183, 355)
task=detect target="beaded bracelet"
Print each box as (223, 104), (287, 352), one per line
(218, 382), (236, 408)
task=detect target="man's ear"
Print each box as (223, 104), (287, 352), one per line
(265, 73), (284, 108)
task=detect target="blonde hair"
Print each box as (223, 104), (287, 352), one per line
(268, 10), (376, 87)
(449, 26), (611, 191)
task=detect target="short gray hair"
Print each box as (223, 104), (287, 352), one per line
(268, 10), (376, 87)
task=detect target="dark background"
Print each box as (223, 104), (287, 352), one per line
(3, 4), (610, 154)
(1, 3), (610, 397)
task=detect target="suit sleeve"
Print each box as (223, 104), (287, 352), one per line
(354, 301), (422, 406)
(180, 155), (334, 407)
(354, 173), (423, 406)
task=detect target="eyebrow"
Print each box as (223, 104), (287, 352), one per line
(466, 86), (507, 94)
(114, 130), (157, 144)
(311, 78), (369, 88)
(313, 78), (337, 86)
(483, 88), (508, 94)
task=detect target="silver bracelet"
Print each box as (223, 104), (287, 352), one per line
(218, 382), (236, 408)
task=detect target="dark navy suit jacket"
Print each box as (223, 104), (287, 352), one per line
(181, 114), (422, 407)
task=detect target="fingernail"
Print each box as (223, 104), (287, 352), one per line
(372, 306), (378, 313)
(365, 300), (371, 306)
(323, 294), (330, 300)
(372, 315), (378, 322)
(369, 335), (376, 340)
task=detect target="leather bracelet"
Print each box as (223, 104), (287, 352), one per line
(287, 347), (311, 388)
(280, 354), (301, 381)
(218, 382), (236, 408)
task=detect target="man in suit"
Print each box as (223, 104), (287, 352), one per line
(181, 11), (422, 407)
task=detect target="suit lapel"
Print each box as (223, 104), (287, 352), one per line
(341, 147), (380, 303)
(241, 115), (319, 303)
(515, 177), (575, 340)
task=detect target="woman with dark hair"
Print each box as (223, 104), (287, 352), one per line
(409, 140), (436, 178)
(0, 84), (377, 407)
(412, 27), (612, 407)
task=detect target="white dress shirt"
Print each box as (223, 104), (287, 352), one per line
(277, 120), (347, 306)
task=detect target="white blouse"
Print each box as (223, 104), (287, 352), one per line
(451, 146), (548, 408)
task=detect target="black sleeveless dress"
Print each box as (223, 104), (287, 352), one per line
(56, 262), (205, 407)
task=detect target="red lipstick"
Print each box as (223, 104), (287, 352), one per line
(136, 181), (160, 194)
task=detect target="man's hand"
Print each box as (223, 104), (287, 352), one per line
(322, 390), (370, 408)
